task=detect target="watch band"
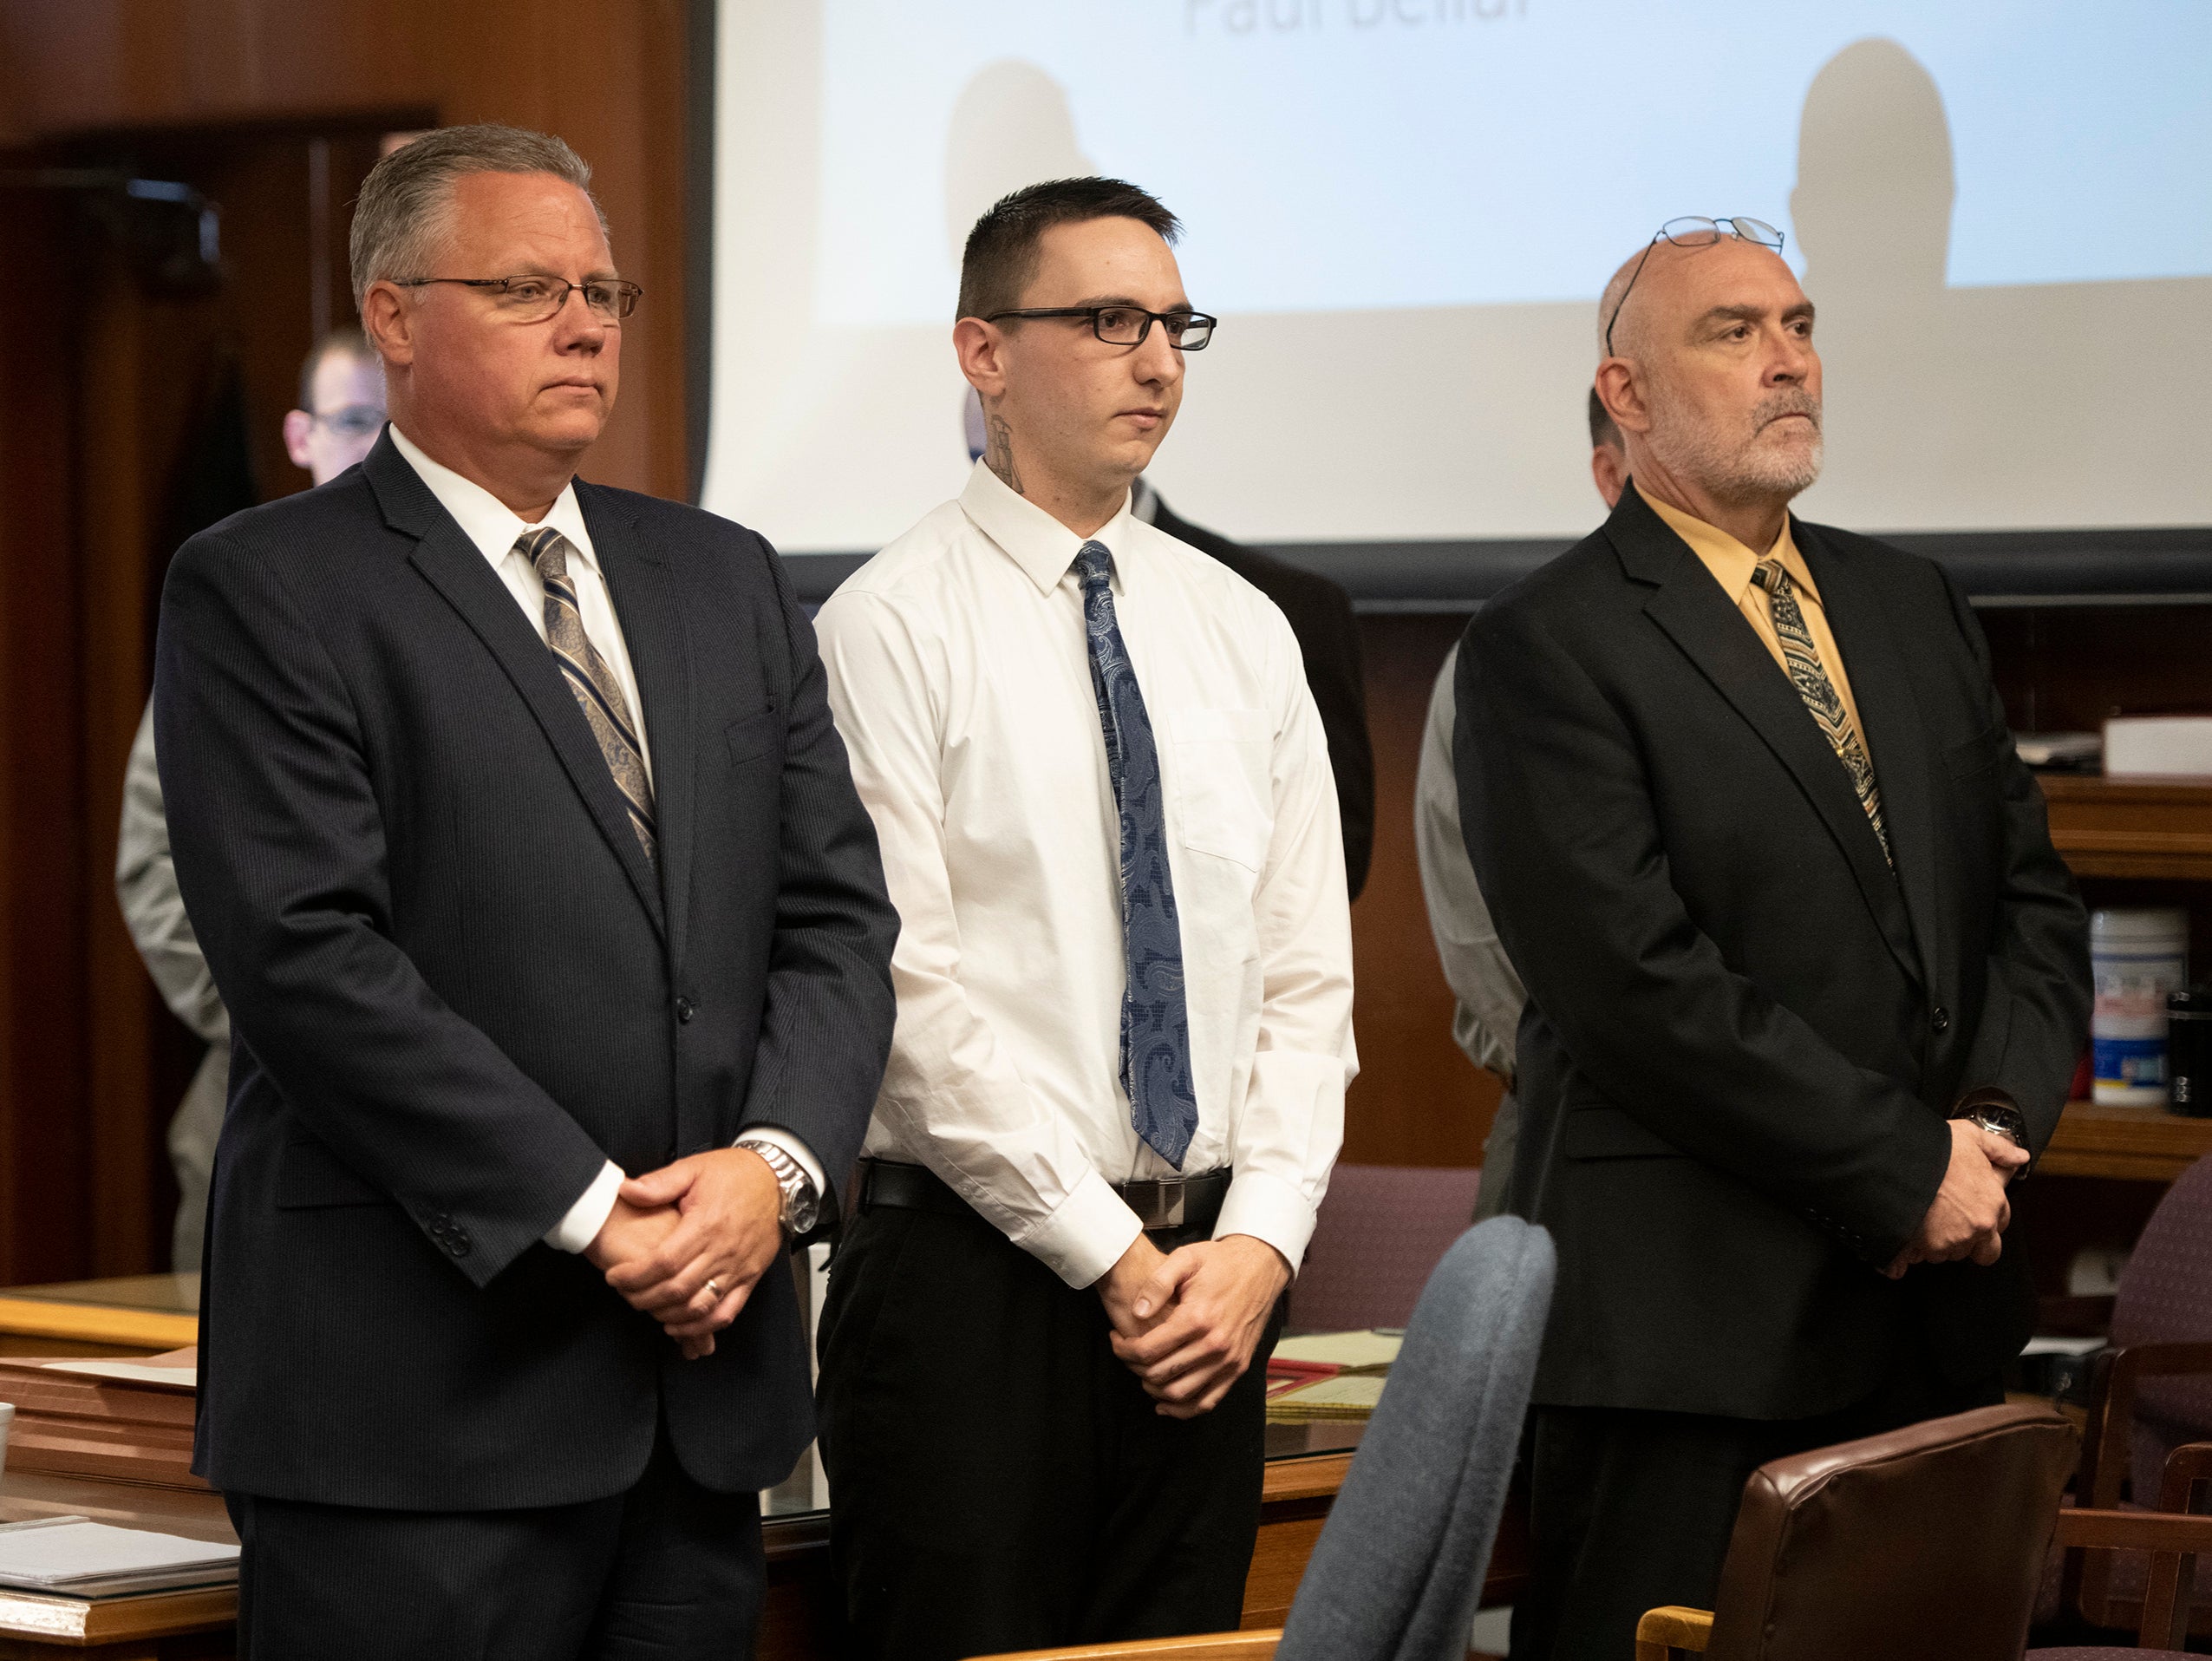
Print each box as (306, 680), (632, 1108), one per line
(1949, 1088), (2032, 1167)
(736, 1137), (820, 1237)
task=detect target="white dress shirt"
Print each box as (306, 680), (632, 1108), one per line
(1413, 641), (1524, 1082)
(817, 462), (1356, 1290)
(387, 427), (821, 1253)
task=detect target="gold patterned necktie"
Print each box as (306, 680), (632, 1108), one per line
(1750, 557), (1891, 867)
(518, 526), (657, 863)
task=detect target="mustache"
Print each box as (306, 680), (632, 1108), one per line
(1754, 389), (1822, 432)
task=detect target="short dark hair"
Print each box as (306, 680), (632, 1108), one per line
(297, 324), (373, 413)
(1587, 385), (1621, 450)
(957, 177), (1180, 323)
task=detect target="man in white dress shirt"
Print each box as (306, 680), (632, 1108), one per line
(815, 177), (1356, 1659)
(1414, 388), (1628, 1221)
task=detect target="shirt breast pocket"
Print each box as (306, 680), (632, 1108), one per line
(1168, 707), (1273, 873)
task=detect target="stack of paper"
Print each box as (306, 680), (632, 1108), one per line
(0, 1516), (238, 1597)
(1266, 1373), (1388, 1422)
(1265, 1329), (1403, 1422)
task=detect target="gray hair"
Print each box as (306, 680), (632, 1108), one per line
(348, 124), (608, 312)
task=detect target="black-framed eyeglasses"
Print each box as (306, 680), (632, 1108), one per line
(982, 304), (1217, 351)
(393, 275), (643, 324)
(310, 403), (387, 441)
(1602, 217), (1785, 356)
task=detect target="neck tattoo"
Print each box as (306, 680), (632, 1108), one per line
(985, 413), (1024, 496)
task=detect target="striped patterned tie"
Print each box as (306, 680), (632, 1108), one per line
(519, 527), (657, 863)
(1751, 558), (1890, 866)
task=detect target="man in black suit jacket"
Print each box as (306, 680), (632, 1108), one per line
(1132, 481), (1375, 898)
(1456, 226), (2087, 1659)
(156, 126), (897, 1658)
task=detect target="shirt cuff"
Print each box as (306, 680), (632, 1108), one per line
(734, 1126), (826, 1200)
(1215, 1168), (1320, 1275)
(544, 1160), (624, 1254)
(1008, 1167), (1145, 1291)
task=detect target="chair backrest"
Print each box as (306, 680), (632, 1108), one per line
(2113, 1153), (2212, 1444)
(1274, 1215), (1554, 1661)
(1702, 1403), (2078, 1661)
(1286, 1164), (1485, 1334)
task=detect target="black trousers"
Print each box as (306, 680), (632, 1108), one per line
(817, 1199), (1281, 1661)
(225, 1416), (764, 1660)
(1509, 1355), (2001, 1661)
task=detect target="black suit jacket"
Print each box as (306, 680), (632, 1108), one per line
(156, 432), (898, 1509)
(1148, 495), (1375, 899)
(1455, 487), (2088, 1421)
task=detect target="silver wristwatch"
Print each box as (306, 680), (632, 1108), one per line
(736, 1137), (820, 1237)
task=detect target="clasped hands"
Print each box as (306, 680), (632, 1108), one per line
(1097, 1232), (1290, 1420)
(584, 1148), (785, 1360)
(1882, 1118), (2031, 1280)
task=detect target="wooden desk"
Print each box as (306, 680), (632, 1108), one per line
(0, 1469), (233, 1657)
(2, 1424), (1514, 1658)
(0, 1282), (198, 1361)
(2039, 1100), (2212, 1183)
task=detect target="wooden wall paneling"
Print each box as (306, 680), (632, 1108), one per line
(1980, 605), (2212, 735)
(77, 246), (164, 1278)
(0, 0), (694, 500)
(0, 187), (92, 1285)
(1343, 614), (1500, 1168)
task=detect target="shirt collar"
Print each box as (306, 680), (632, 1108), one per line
(958, 459), (1138, 594)
(1635, 481), (1814, 605)
(388, 423), (597, 576)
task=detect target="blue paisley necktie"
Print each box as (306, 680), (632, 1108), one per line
(1074, 540), (1199, 1169)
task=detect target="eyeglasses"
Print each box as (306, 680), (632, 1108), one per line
(393, 275), (643, 324)
(311, 403), (387, 441)
(1602, 217), (1785, 356)
(982, 304), (1217, 351)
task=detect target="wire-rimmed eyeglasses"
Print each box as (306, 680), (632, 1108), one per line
(1602, 217), (1785, 356)
(982, 304), (1217, 351)
(393, 275), (643, 324)
(310, 403), (387, 441)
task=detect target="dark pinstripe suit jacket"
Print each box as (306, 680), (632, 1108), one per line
(155, 431), (897, 1510)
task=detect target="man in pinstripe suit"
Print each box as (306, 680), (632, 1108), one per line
(156, 126), (896, 1658)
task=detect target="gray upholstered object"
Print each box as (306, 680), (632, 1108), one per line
(1276, 1215), (1556, 1661)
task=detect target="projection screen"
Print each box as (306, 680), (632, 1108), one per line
(700, 1), (2212, 561)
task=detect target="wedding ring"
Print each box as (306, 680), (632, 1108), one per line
(704, 1278), (722, 1298)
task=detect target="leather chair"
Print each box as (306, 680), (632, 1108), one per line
(1634, 1403), (2078, 1661)
(969, 1216), (1555, 1661)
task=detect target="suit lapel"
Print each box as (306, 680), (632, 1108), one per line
(1797, 521), (1944, 994)
(368, 439), (667, 938)
(1608, 490), (1922, 987)
(583, 486), (695, 972)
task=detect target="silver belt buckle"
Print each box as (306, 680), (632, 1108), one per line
(1121, 1178), (1186, 1230)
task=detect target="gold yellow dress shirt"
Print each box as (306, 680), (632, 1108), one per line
(1636, 483), (1871, 760)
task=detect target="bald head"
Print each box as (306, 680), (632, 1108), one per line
(1594, 232), (1824, 537)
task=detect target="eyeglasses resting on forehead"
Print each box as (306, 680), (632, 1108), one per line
(1602, 217), (1786, 356)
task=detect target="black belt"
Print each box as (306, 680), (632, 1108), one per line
(858, 1158), (1230, 1234)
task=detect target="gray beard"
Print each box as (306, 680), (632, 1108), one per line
(1647, 382), (1824, 508)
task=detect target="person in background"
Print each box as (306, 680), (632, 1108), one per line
(962, 386), (1376, 897)
(1414, 388), (1626, 1222)
(156, 125), (896, 1657)
(117, 325), (385, 1271)
(819, 178), (1354, 1659)
(1458, 219), (2089, 1659)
